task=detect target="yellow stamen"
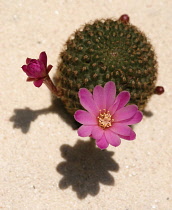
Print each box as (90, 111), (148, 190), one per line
(97, 109), (114, 129)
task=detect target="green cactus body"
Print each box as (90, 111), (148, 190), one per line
(55, 18), (157, 115)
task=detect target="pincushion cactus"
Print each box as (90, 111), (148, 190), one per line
(55, 15), (158, 115)
(21, 14), (165, 149)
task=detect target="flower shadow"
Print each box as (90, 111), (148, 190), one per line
(56, 139), (119, 199)
(9, 97), (79, 133)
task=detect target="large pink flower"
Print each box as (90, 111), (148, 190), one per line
(74, 81), (143, 149)
(21, 51), (53, 87)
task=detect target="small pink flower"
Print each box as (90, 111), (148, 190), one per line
(74, 81), (143, 149)
(21, 51), (53, 87)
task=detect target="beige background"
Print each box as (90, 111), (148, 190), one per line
(0, 0), (172, 209)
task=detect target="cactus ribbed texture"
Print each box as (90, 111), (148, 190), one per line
(55, 18), (157, 115)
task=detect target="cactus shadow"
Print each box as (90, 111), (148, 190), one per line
(56, 138), (119, 199)
(9, 97), (79, 134)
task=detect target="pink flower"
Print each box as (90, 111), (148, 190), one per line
(74, 81), (143, 149)
(21, 51), (53, 87)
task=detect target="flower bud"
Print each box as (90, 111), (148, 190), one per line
(21, 52), (52, 87)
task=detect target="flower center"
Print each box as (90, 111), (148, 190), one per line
(97, 109), (114, 129)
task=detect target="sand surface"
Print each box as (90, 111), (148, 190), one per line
(0, 0), (172, 209)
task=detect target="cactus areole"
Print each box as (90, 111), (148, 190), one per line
(55, 16), (158, 115)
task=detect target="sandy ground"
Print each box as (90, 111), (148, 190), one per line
(0, 0), (172, 209)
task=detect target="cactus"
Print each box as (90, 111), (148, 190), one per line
(55, 16), (158, 115)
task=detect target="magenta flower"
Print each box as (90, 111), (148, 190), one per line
(21, 51), (53, 87)
(74, 81), (143, 149)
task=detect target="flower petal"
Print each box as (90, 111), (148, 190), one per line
(115, 91), (130, 110)
(108, 100), (120, 115)
(104, 81), (116, 109)
(104, 129), (121, 147)
(93, 85), (105, 110)
(120, 111), (143, 125)
(33, 79), (44, 87)
(39, 51), (47, 67)
(77, 125), (93, 137)
(74, 110), (97, 125)
(26, 77), (35, 82)
(114, 105), (138, 122)
(21, 65), (27, 72)
(26, 60), (46, 78)
(91, 126), (104, 140)
(110, 123), (132, 136)
(96, 134), (109, 149)
(118, 129), (136, 140)
(26, 58), (31, 64)
(78, 88), (99, 116)
(47, 64), (53, 74)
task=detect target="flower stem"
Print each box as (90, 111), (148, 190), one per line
(43, 75), (62, 97)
